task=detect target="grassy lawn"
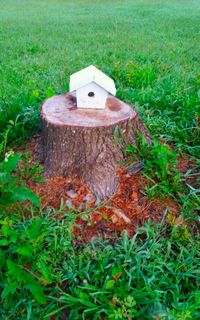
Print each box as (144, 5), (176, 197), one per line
(0, 0), (199, 155)
(0, 0), (200, 319)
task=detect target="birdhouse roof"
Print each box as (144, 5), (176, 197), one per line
(69, 65), (116, 96)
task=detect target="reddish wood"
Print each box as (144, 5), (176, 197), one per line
(40, 93), (151, 199)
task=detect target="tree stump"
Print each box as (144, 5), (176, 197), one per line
(40, 93), (151, 199)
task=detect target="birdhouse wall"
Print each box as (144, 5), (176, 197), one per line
(76, 82), (108, 109)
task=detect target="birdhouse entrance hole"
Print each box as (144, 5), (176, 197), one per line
(88, 91), (95, 97)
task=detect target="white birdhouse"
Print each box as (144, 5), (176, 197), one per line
(69, 65), (116, 109)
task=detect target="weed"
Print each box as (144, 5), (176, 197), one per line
(167, 213), (191, 244)
(0, 126), (10, 159)
(126, 136), (182, 198)
(0, 152), (40, 211)
(18, 152), (44, 183)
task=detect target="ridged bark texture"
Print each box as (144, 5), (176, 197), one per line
(40, 94), (151, 199)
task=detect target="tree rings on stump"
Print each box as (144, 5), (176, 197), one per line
(40, 93), (151, 199)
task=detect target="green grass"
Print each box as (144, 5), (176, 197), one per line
(0, 0), (200, 155)
(126, 136), (182, 198)
(0, 1), (200, 319)
(1, 208), (200, 319)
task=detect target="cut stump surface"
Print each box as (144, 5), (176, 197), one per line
(40, 93), (151, 199)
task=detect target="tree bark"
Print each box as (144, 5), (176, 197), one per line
(40, 93), (151, 199)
